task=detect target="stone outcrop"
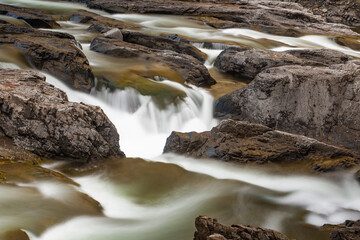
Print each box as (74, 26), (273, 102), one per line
(90, 36), (215, 87)
(0, 23), (94, 91)
(68, 0), (358, 37)
(214, 48), (353, 78)
(215, 48), (360, 153)
(164, 119), (359, 171)
(0, 3), (60, 28)
(285, 0), (360, 27)
(0, 69), (124, 160)
(194, 216), (289, 240)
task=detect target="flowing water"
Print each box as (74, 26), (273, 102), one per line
(1, 1), (360, 239)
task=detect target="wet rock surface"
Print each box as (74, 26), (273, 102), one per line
(0, 3), (60, 29)
(215, 49), (360, 153)
(194, 216), (289, 240)
(0, 23), (94, 91)
(164, 119), (359, 172)
(70, 10), (207, 62)
(0, 69), (124, 160)
(68, 0), (359, 37)
(70, 9), (139, 31)
(90, 36), (215, 87)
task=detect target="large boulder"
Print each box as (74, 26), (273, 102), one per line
(0, 23), (94, 92)
(194, 216), (289, 240)
(0, 69), (124, 160)
(0, 3), (60, 28)
(90, 36), (215, 87)
(163, 119), (359, 172)
(215, 61), (360, 153)
(70, 0), (359, 37)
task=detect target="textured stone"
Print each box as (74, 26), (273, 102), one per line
(90, 36), (215, 87)
(0, 69), (124, 160)
(194, 216), (289, 240)
(164, 119), (359, 171)
(0, 24), (94, 91)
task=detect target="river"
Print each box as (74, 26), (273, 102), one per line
(0, 0), (360, 239)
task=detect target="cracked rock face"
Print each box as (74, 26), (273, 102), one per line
(215, 48), (360, 153)
(0, 69), (124, 160)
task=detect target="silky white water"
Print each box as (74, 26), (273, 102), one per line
(0, 0), (360, 239)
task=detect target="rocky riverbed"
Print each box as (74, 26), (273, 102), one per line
(0, 0), (360, 240)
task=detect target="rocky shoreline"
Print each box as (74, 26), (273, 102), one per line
(0, 0), (360, 239)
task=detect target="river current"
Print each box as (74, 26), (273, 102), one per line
(0, 1), (360, 240)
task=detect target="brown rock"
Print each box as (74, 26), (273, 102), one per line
(90, 36), (215, 87)
(0, 69), (124, 160)
(163, 119), (359, 172)
(323, 220), (360, 240)
(0, 3), (60, 29)
(0, 229), (30, 240)
(0, 23), (94, 91)
(284, 0), (360, 27)
(194, 216), (289, 240)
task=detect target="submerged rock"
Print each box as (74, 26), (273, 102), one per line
(0, 229), (30, 240)
(71, 0), (358, 37)
(0, 3), (60, 29)
(215, 57), (360, 153)
(0, 69), (124, 160)
(90, 36), (215, 87)
(194, 216), (289, 240)
(164, 119), (359, 172)
(0, 23), (94, 92)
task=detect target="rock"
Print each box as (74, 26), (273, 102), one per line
(72, 0), (359, 37)
(70, 9), (139, 31)
(0, 23), (94, 92)
(194, 216), (289, 240)
(104, 28), (123, 40)
(90, 36), (215, 87)
(214, 48), (353, 78)
(284, 0), (360, 27)
(215, 62), (360, 153)
(0, 3), (60, 29)
(323, 220), (360, 240)
(0, 229), (30, 240)
(70, 10), (206, 62)
(0, 69), (124, 160)
(121, 30), (207, 63)
(355, 169), (360, 183)
(163, 119), (359, 172)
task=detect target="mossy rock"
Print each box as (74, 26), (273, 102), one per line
(94, 62), (188, 109)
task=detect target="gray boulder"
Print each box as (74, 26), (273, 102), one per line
(0, 69), (124, 160)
